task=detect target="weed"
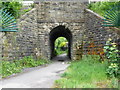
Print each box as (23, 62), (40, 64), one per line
(1, 56), (49, 78)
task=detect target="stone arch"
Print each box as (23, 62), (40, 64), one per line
(49, 25), (72, 60)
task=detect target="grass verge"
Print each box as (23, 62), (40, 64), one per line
(54, 55), (118, 88)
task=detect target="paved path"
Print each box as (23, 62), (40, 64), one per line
(1, 61), (70, 88)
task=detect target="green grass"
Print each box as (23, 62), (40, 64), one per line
(54, 55), (118, 88)
(0, 56), (50, 78)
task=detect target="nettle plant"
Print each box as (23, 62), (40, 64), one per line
(104, 38), (120, 77)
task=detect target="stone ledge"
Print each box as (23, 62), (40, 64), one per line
(85, 9), (104, 19)
(85, 9), (120, 37)
(17, 8), (37, 22)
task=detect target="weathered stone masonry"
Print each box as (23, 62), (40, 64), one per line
(0, 1), (119, 61)
(1, 8), (38, 60)
(36, 2), (87, 60)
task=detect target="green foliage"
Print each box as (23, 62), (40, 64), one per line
(0, 1), (2, 9)
(55, 37), (68, 48)
(1, 56), (49, 78)
(1, 0), (34, 19)
(21, 56), (37, 67)
(110, 76), (118, 88)
(89, 1), (120, 28)
(55, 55), (118, 88)
(55, 48), (68, 55)
(88, 1), (119, 16)
(55, 37), (68, 55)
(103, 2), (120, 27)
(104, 38), (120, 77)
(2, 1), (23, 18)
(1, 61), (22, 78)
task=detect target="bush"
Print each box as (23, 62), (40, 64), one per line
(21, 56), (37, 67)
(1, 0), (35, 18)
(88, 1), (119, 16)
(104, 38), (120, 77)
(2, 1), (22, 18)
(1, 61), (22, 78)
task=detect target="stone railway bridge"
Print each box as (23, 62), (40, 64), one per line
(0, 1), (119, 61)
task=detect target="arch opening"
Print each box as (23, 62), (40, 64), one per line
(49, 25), (72, 60)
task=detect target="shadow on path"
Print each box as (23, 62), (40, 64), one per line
(52, 54), (70, 61)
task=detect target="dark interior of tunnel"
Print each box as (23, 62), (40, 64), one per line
(49, 25), (72, 60)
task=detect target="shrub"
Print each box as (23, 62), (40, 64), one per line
(2, 1), (22, 18)
(104, 38), (120, 77)
(21, 56), (37, 67)
(88, 1), (119, 16)
(2, 61), (22, 78)
(1, 56), (49, 78)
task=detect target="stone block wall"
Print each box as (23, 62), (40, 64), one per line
(1, 2), (119, 61)
(0, 32), (6, 60)
(0, 2), (87, 61)
(85, 9), (118, 41)
(36, 1), (87, 60)
(84, 9), (119, 44)
(36, 2), (86, 23)
(1, 32), (18, 60)
(37, 22), (86, 60)
(0, 8), (40, 61)
(82, 9), (120, 54)
(17, 8), (40, 59)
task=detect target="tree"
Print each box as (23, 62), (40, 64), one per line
(2, 0), (23, 18)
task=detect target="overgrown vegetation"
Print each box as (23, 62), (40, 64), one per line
(2, 1), (23, 18)
(0, 56), (50, 78)
(104, 38), (120, 78)
(55, 55), (118, 88)
(88, 1), (120, 28)
(88, 1), (120, 16)
(55, 37), (68, 55)
(1, 0), (34, 19)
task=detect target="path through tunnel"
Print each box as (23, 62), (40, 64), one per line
(49, 25), (72, 60)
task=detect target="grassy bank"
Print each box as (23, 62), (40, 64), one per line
(55, 55), (118, 88)
(0, 56), (50, 78)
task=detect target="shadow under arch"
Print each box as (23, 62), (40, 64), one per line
(49, 25), (72, 60)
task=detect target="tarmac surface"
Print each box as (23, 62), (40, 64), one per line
(1, 54), (70, 88)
